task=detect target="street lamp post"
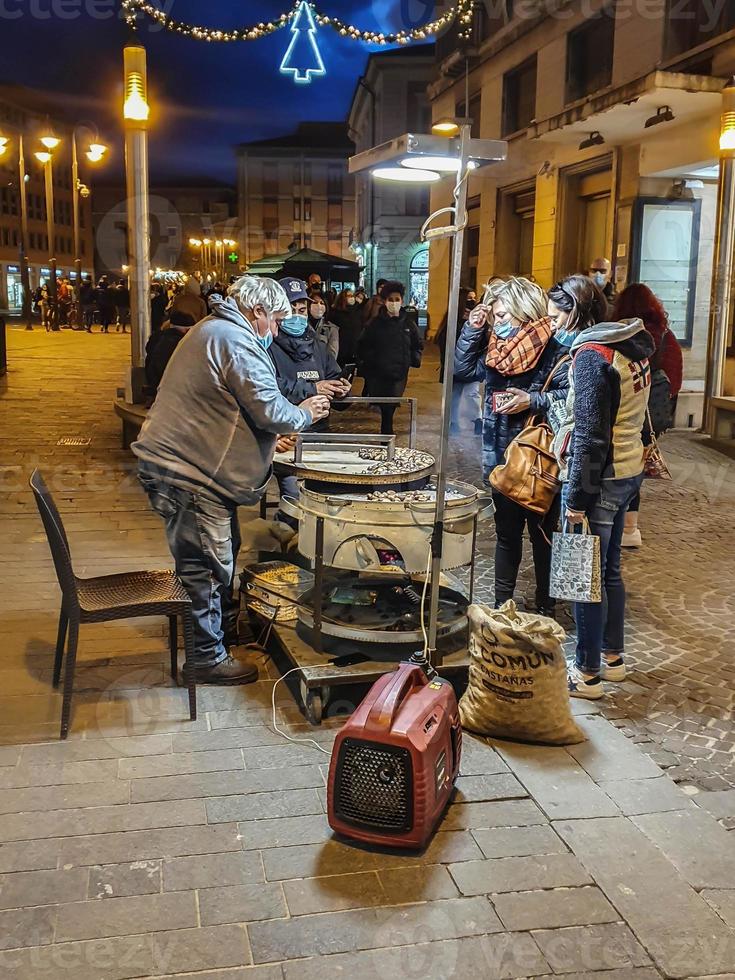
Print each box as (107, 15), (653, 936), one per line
(70, 134), (107, 329)
(123, 41), (152, 403)
(349, 128), (506, 669)
(704, 76), (735, 437)
(36, 136), (60, 331)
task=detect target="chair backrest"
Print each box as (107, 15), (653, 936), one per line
(29, 469), (79, 610)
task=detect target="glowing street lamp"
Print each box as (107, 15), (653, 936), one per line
(39, 134), (61, 151)
(71, 131), (108, 326)
(86, 142), (107, 163)
(123, 41), (152, 401)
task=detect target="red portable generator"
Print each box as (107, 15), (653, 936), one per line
(327, 661), (462, 849)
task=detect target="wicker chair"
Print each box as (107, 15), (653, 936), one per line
(30, 469), (197, 739)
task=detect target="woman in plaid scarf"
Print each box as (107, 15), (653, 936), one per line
(454, 276), (570, 616)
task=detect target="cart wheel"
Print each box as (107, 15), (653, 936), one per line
(305, 689), (323, 726)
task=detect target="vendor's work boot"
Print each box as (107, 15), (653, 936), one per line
(184, 653), (259, 686)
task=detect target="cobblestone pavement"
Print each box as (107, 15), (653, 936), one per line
(1, 326), (735, 978)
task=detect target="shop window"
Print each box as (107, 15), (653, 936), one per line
(566, 5), (615, 103)
(502, 56), (537, 136)
(408, 247), (429, 311)
(327, 165), (343, 201)
(665, 0), (735, 60)
(629, 197), (701, 346)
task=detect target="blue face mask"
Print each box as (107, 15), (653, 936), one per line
(555, 327), (576, 347)
(280, 314), (309, 337)
(256, 330), (273, 351)
(592, 272), (607, 288)
(493, 319), (514, 340)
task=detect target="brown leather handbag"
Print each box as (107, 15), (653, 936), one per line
(488, 357), (570, 515)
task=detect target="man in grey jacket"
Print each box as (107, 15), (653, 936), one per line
(133, 275), (329, 684)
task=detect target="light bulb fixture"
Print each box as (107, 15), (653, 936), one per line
(401, 155), (478, 173)
(39, 134), (60, 150)
(372, 166), (442, 183)
(86, 142), (107, 162)
(644, 106), (675, 129)
(189, 238), (202, 247)
(432, 118), (460, 137)
(123, 44), (150, 123)
(0, 136), (7, 157)
(720, 77), (735, 155)
(35, 150), (52, 164)
(578, 131), (605, 151)
(215, 239), (223, 247)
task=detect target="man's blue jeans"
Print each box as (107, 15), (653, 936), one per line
(562, 475), (643, 675)
(139, 473), (241, 667)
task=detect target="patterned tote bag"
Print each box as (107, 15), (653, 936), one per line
(550, 518), (602, 604)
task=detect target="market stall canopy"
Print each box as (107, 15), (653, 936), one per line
(245, 247), (360, 285)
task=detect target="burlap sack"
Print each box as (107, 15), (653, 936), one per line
(459, 601), (585, 745)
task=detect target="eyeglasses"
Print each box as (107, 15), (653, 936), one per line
(590, 268), (608, 274)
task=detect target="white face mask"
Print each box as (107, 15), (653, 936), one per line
(311, 305), (326, 319)
(385, 300), (402, 317)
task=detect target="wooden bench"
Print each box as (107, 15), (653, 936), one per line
(113, 398), (148, 450)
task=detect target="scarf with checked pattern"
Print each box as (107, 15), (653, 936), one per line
(485, 316), (553, 376)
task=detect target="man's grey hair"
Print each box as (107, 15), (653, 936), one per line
(228, 275), (291, 317)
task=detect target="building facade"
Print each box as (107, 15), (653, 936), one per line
(348, 46), (436, 309)
(92, 181), (238, 281)
(428, 0), (735, 426)
(236, 122), (355, 267)
(0, 85), (95, 312)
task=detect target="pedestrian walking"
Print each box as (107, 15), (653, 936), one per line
(115, 279), (131, 333)
(548, 275), (653, 698)
(95, 277), (115, 334)
(455, 276), (570, 616)
(358, 280), (423, 435)
(38, 284), (51, 331)
(133, 275), (330, 683)
(79, 276), (96, 332)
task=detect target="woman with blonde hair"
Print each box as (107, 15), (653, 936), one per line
(454, 275), (570, 615)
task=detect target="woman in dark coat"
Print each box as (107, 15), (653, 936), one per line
(454, 276), (570, 615)
(358, 280), (423, 435)
(330, 287), (364, 368)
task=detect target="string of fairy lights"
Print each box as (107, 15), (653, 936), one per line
(121, 0), (477, 46)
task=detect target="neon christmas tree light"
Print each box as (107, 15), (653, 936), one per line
(280, 1), (326, 84)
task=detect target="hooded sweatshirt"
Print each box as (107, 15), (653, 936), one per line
(556, 318), (654, 511)
(133, 295), (311, 505)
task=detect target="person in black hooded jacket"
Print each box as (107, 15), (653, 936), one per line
(358, 280), (423, 435)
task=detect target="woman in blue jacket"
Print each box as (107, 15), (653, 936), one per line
(454, 276), (570, 615)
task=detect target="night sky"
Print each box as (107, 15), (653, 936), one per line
(1, 0), (439, 184)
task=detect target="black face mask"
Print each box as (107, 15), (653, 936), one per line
(465, 299), (477, 312)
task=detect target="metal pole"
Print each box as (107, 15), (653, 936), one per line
(424, 123), (471, 670)
(71, 134), (83, 330)
(44, 159), (59, 331)
(704, 154), (735, 436)
(125, 123), (151, 399)
(17, 135), (32, 330)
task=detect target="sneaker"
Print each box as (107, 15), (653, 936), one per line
(622, 527), (642, 548)
(183, 653), (259, 686)
(567, 664), (603, 699)
(601, 656), (627, 682)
